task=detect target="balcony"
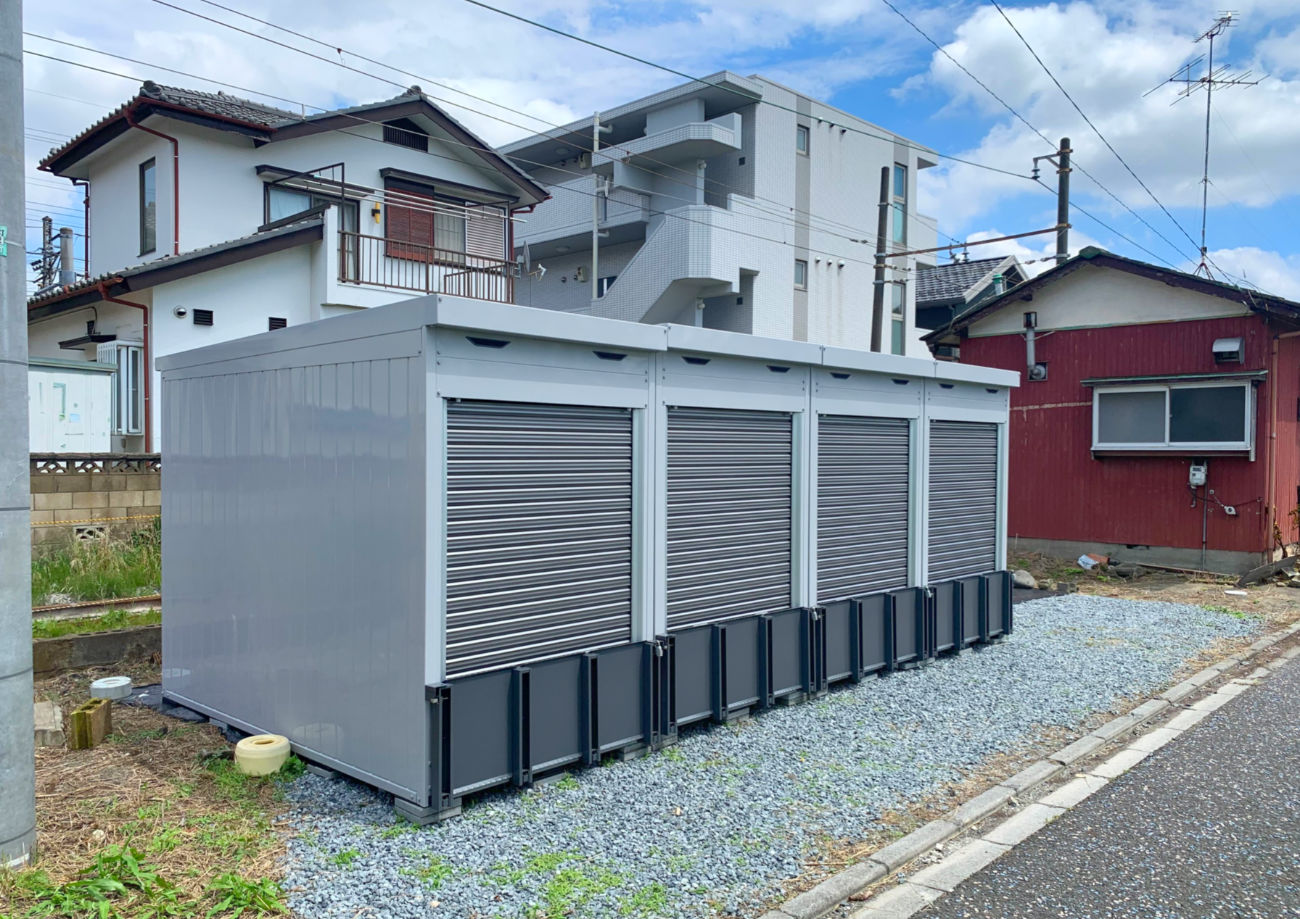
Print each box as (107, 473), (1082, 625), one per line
(339, 230), (514, 304)
(514, 178), (651, 256)
(593, 113), (742, 171)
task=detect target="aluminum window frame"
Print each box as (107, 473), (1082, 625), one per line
(794, 258), (808, 290)
(796, 124), (810, 155)
(1091, 380), (1254, 453)
(138, 158), (156, 256)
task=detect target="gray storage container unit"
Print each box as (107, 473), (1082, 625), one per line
(159, 295), (1016, 820)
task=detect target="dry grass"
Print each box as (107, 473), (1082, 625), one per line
(3, 661), (292, 918)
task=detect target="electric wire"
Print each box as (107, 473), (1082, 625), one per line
(24, 50), (928, 276)
(127, 7), (909, 249)
(459, 0), (1033, 181)
(990, 1), (1208, 263)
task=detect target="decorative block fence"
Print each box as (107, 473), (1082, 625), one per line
(29, 454), (161, 553)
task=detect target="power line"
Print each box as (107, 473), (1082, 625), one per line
(990, 1), (1204, 262)
(1034, 177), (1174, 268)
(25, 49), (916, 275)
(459, 0), (1033, 181)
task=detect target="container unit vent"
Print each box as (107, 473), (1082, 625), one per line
(928, 420), (998, 580)
(817, 415), (910, 603)
(444, 401), (633, 677)
(665, 407), (793, 630)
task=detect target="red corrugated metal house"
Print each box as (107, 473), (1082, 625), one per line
(925, 247), (1300, 574)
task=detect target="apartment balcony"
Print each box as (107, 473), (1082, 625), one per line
(514, 177), (651, 257)
(338, 230), (514, 304)
(593, 113), (742, 171)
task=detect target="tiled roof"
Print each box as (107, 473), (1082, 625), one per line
(38, 81), (297, 170)
(914, 257), (1011, 304)
(26, 216), (324, 309)
(140, 82), (298, 126)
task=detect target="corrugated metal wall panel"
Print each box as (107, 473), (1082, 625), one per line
(817, 415), (910, 602)
(963, 315), (1271, 553)
(666, 407), (793, 630)
(929, 420), (998, 580)
(445, 401), (633, 677)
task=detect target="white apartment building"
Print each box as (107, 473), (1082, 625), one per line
(501, 72), (938, 355)
(27, 81), (546, 452)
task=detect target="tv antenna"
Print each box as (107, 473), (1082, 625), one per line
(1146, 13), (1262, 278)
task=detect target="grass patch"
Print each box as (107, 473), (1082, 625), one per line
(2, 845), (284, 918)
(621, 881), (669, 916)
(413, 856), (453, 889)
(1204, 605), (1255, 619)
(33, 608), (161, 640)
(328, 849), (360, 869)
(31, 521), (161, 606)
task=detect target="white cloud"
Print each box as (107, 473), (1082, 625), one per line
(1203, 246), (1300, 299)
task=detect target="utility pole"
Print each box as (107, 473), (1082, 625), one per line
(29, 216), (54, 289)
(1032, 137), (1072, 264)
(1147, 14), (1261, 277)
(870, 166), (890, 353)
(591, 112), (611, 301)
(1056, 137), (1070, 264)
(0, 0), (38, 868)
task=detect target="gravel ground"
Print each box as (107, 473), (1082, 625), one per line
(279, 596), (1258, 919)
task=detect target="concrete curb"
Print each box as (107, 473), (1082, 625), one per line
(759, 620), (1300, 919)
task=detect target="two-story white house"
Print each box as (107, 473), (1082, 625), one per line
(501, 72), (938, 355)
(28, 81), (547, 452)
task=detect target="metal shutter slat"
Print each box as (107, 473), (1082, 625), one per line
(928, 420), (998, 581)
(666, 407), (793, 630)
(816, 415), (911, 603)
(444, 401), (632, 677)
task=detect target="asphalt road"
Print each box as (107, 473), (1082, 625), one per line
(920, 653), (1300, 919)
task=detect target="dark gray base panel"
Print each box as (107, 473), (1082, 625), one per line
(414, 571), (1012, 820)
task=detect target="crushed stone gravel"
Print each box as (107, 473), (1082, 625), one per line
(278, 595), (1257, 918)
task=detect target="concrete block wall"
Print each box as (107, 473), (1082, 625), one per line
(29, 456), (161, 555)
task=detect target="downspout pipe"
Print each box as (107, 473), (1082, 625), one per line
(96, 282), (152, 453)
(124, 110), (179, 255)
(72, 178), (89, 277)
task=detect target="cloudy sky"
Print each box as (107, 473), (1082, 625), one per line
(19, 0), (1300, 296)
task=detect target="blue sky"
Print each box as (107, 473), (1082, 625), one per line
(20, 0), (1300, 296)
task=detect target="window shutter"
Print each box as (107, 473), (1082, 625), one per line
(385, 186), (436, 260)
(466, 204), (505, 260)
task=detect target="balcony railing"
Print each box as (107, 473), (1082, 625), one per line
(339, 230), (514, 304)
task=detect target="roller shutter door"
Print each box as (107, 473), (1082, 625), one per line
(666, 407), (793, 630)
(817, 415), (911, 603)
(928, 420), (998, 581)
(445, 401), (632, 678)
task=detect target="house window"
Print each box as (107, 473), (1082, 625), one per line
(1092, 383), (1253, 452)
(100, 342), (144, 436)
(794, 259), (808, 289)
(264, 186), (358, 230)
(139, 159), (156, 255)
(385, 186), (467, 262)
(383, 118), (429, 152)
(890, 281), (906, 355)
(796, 124), (810, 155)
(891, 163), (907, 245)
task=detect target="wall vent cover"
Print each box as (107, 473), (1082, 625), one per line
(193, 309), (214, 326)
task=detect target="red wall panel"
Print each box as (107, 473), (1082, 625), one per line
(962, 316), (1274, 554)
(1273, 334), (1300, 546)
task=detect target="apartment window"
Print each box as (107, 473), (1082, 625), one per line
(383, 118), (429, 152)
(796, 124), (810, 155)
(1092, 382), (1253, 452)
(890, 281), (906, 356)
(794, 259), (808, 289)
(100, 342), (144, 436)
(891, 163), (907, 245)
(597, 275), (617, 297)
(139, 158), (156, 255)
(386, 185), (467, 262)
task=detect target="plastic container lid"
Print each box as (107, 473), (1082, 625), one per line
(89, 676), (132, 700)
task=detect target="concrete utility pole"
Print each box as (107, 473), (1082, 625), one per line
(0, 0), (38, 867)
(870, 166), (890, 353)
(58, 226), (75, 286)
(1056, 137), (1071, 265)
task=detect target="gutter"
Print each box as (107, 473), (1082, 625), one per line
(95, 281), (152, 453)
(124, 110), (180, 255)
